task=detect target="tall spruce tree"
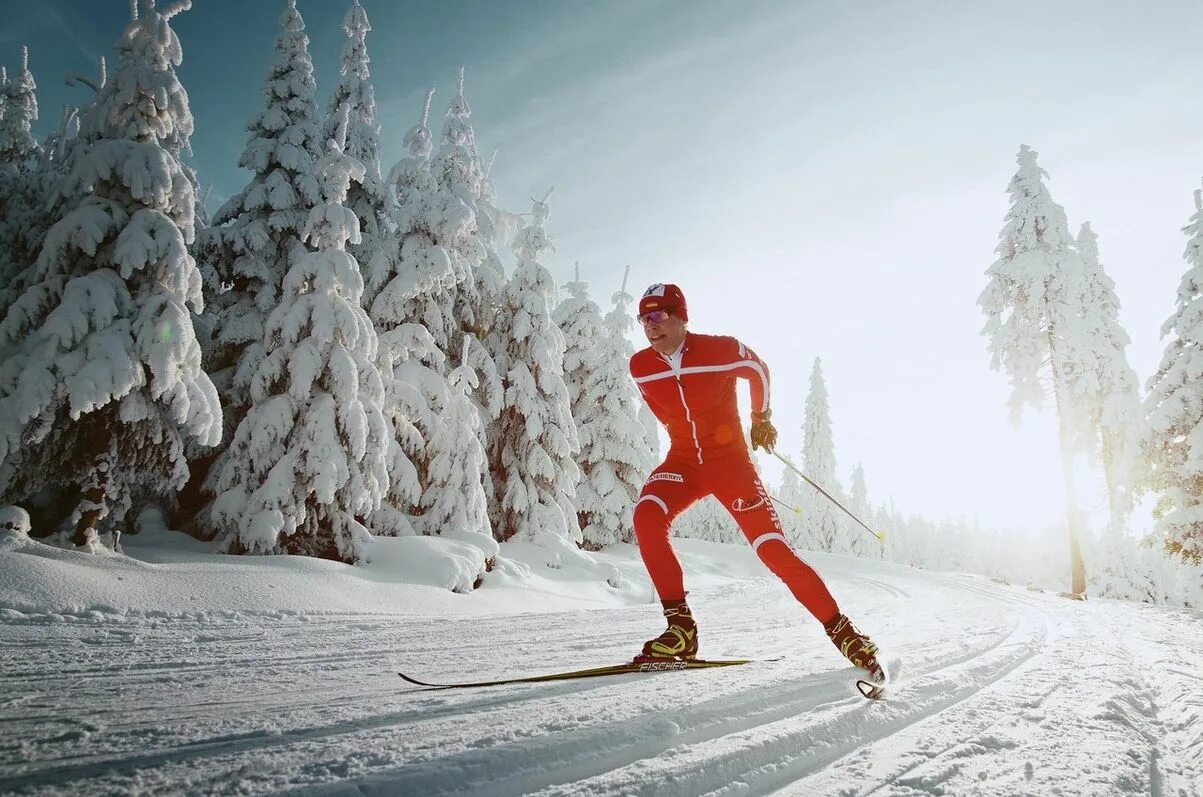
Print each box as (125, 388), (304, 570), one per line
(490, 191), (580, 546)
(0, 46), (40, 173)
(596, 270), (656, 544)
(419, 335), (493, 544)
(370, 89), (474, 538)
(979, 145), (1092, 594)
(848, 462), (874, 558)
(556, 266), (652, 548)
(198, 0), (322, 423)
(210, 112), (388, 562)
(0, 0), (220, 546)
(801, 357), (845, 553)
(0, 48), (44, 318)
(1075, 221), (1142, 527)
(323, 0), (389, 287)
(1143, 185), (1203, 565)
(434, 69), (503, 409)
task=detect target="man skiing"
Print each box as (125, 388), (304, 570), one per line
(629, 283), (884, 686)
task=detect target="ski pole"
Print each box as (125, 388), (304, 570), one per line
(769, 449), (885, 543)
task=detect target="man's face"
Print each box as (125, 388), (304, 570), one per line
(640, 308), (687, 355)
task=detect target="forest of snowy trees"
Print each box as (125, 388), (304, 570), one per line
(0, 1), (1199, 608)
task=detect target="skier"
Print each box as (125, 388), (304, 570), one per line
(629, 283), (884, 684)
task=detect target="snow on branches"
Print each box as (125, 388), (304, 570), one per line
(0, 0), (219, 547)
(210, 115), (388, 563)
(490, 192), (581, 547)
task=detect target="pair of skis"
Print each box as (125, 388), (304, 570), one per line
(399, 657), (892, 699)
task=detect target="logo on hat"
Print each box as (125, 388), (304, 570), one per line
(643, 284), (667, 298)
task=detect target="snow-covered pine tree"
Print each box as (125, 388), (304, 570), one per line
(1143, 184), (1203, 565)
(979, 145), (1091, 593)
(490, 191), (581, 547)
(0, 0), (221, 547)
(198, 0), (323, 426)
(778, 462), (807, 547)
(675, 496), (741, 543)
(434, 69), (503, 413)
(0, 48), (43, 317)
(323, 0), (389, 292)
(369, 88), (473, 539)
(605, 268), (662, 463)
(368, 322), (432, 538)
(639, 401), (661, 461)
(210, 110), (388, 562)
(0, 46), (40, 173)
(801, 357), (845, 553)
(1074, 222), (1142, 526)
(419, 334), (492, 544)
(848, 462), (875, 558)
(556, 265), (652, 549)
(593, 268), (656, 545)
(554, 265), (604, 542)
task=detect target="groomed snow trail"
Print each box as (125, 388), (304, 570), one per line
(1, 554), (1200, 796)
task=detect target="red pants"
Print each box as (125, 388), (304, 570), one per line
(634, 451), (839, 624)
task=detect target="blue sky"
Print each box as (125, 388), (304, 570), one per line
(3, 0), (1203, 539)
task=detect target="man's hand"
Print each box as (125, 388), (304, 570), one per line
(750, 409), (777, 452)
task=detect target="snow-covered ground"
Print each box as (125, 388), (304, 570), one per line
(1, 529), (1200, 796)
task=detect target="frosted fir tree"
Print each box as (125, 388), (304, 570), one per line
(433, 71), (504, 413)
(639, 395), (662, 459)
(322, 0), (389, 286)
(777, 463), (808, 547)
(594, 268), (657, 543)
(801, 358), (845, 553)
(675, 496), (741, 543)
(848, 462), (875, 558)
(371, 87), (463, 342)
(210, 112), (388, 563)
(419, 334), (493, 545)
(978, 145), (1091, 594)
(554, 266), (603, 529)
(0, 0), (220, 547)
(1075, 221), (1142, 527)
(434, 68), (506, 332)
(369, 88), (480, 538)
(0, 46), (40, 174)
(0, 49), (45, 317)
(197, 0), (322, 425)
(1143, 185), (1203, 565)
(556, 266), (652, 549)
(490, 191), (581, 547)
(368, 323), (434, 538)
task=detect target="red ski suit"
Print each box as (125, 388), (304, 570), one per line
(630, 332), (838, 623)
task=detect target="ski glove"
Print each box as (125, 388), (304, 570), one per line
(750, 409), (777, 452)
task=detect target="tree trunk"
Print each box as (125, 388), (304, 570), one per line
(1052, 377), (1088, 597)
(72, 426), (113, 547)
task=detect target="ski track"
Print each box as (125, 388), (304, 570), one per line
(1, 561), (1200, 796)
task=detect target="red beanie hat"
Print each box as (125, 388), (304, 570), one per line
(639, 283), (688, 322)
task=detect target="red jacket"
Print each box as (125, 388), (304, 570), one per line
(630, 332), (770, 464)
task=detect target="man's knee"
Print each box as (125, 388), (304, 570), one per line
(633, 493), (671, 541)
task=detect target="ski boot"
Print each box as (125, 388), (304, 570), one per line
(824, 612), (885, 686)
(634, 599), (698, 662)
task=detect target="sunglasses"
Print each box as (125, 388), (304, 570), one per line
(638, 308), (674, 325)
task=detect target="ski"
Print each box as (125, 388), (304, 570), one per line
(399, 658), (763, 690)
